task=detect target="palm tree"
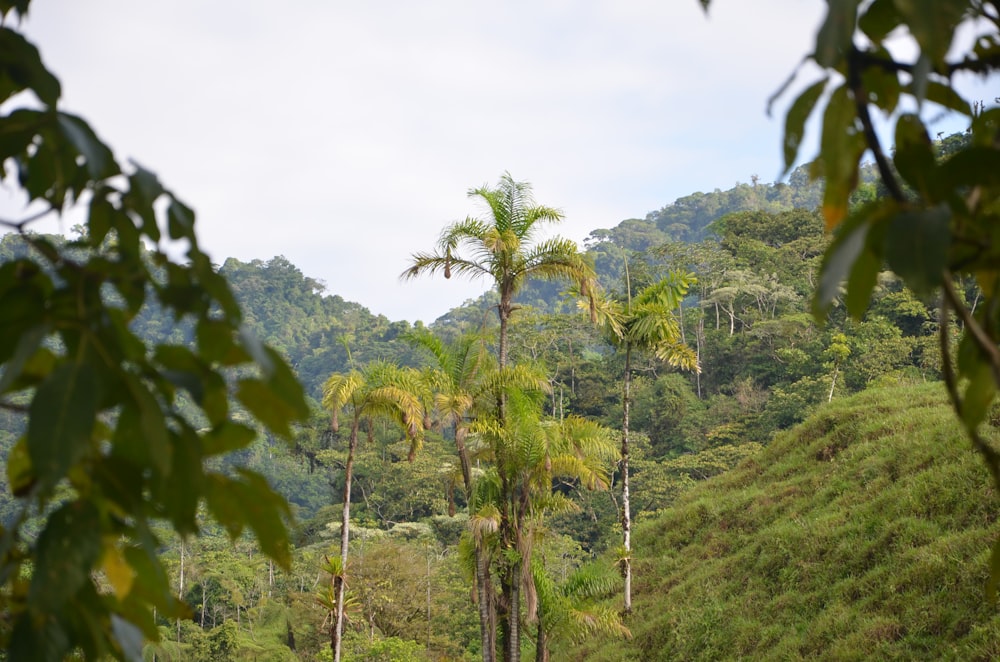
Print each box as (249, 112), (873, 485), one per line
(321, 360), (426, 662)
(467, 385), (617, 662)
(530, 561), (631, 662)
(403, 172), (597, 662)
(402, 171), (597, 371)
(407, 328), (499, 656)
(590, 270), (698, 616)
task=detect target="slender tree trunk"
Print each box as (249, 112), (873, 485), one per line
(333, 418), (360, 662)
(828, 365), (839, 403)
(534, 615), (548, 662)
(696, 317), (704, 399)
(457, 418), (497, 662)
(176, 542), (185, 642)
(477, 541), (497, 662)
(499, 503), (522, 662)
(505, 559), (520, 662)
(621, 344), (633, 616)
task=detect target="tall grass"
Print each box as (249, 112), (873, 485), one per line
(567, 383), (1000, 661)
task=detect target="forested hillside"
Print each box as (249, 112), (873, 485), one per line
(0, 162), (963, 660)
(3, 1), (998, 660)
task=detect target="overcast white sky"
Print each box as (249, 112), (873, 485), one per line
(4, 2), (991, 323)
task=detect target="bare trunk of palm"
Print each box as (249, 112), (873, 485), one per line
(621, 344), (633, 616)
(459, 424), (497, 662)
(534, 616), (549, 662)
(499, 498), (522, 662)
(476, 541), (497, 662)
(333, 418), (360, 662)
(695, 316), (704, 399)
(504, 561), (521, 662)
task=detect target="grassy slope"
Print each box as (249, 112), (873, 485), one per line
(569, 383), (1000, 661)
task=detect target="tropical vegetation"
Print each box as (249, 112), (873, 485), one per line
(0, 1), (999, 661)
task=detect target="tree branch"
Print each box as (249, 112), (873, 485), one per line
(938, 284), (1000, 492)
(942, 272), (1000, 386)
(849, 47), (908, 203)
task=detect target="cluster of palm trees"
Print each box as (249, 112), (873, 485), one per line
(322, 173), (696, 662)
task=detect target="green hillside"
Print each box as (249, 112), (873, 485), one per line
(571, 383), (1000, 661)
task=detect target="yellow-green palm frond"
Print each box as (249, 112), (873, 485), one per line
(547, 455), (610, 492)
(568, 605), (632, 642)
(579, 288), (626, 340)
(655, 340), (700, 372)
(477, 364), (550, 403)
(627, 306), (681, 345)
(529, 490), (580, 517)
(322, 371), (364, 431)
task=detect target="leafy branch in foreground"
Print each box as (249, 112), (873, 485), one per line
(700, 0), (1000, 587)
(0, 3), (309, 659)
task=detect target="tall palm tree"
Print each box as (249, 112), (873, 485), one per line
(321, 360), (426, 662)
(403, 172), (597, 662)
(407, 328), (500, 655)
(402, 171), (597, 370)
(468, 385), (616, 662)
(590, 270), (698, 616)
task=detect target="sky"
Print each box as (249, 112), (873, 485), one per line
(3, 1), (992, 323)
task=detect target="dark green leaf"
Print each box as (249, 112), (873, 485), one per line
(988, 536), (1000, 602)
(202, 421), (256, 455)
(166, 197), (194, 240)
(121, 374), (170, 473)
(124, 162), (163, 242)
(9, 609), (71, 662)
(820, 85), (866, 228)
(234, 469), (293, 569)
(0, 108), (43, 161)
(845, 248), (881, 318)
(893, 0), (965, 65)
(858, 0), (902, 43)
(29, 500), (101, 612)
(159, 426), (202, 535)
(884, 206), (950, 296)
(814, 218), (868, 320)
(205, 470), (293, 567)
(0, 322), (46, 394)
(0, 1), (31, 20)
(960, 361), (996, 431)
(815, 0), (859, 68)
(782, 77), (827, 174)
(110, 615), (145, 662)
(237, 378), (296, 439)
(88, 193), (114, 247)
(205, 473), (245, 540)
(197, 318), (249, 365)
(6, 436), (33, 496)
(56, 113), (117, 180)
(93, 455), (144, 514)
(940, 146), (1000, 189)
(893, 114), (937, 199)
(27, 360), (99, 488)
(0, 27), (60, 105)
(925, 81), (970, 116)
(122, 545), (188, 618)
(860, 60), (901, 114)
